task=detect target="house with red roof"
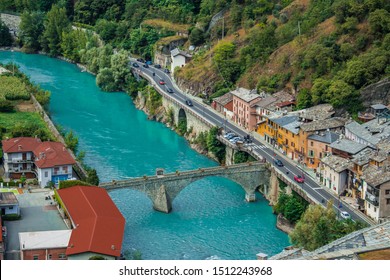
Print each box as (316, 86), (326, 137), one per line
(2, 137), (75, 187)
(56, 186), (125, 260)
(2, 137), (42, 180)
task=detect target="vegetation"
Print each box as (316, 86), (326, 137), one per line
(58, 180), (92, 189)
(233, 150), (255, 164)
(289, 202), (366, 251)
(207, 127), (225, 162)
(0, 20), (12, 46)
(274, 191), (309, 224)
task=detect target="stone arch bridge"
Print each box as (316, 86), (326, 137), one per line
(99, 162), (270, 213)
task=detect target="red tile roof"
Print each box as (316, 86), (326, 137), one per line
(275, 100), (296, 107)
(1, 137), (42, 153)
(33, 142), (75, 168)
(58, 186), (125, 258)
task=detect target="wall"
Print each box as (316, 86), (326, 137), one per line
(21, 248), (67, 260)
(379, 182), (390, 222)
(171, 55), (186, 73)
(38, 167), (52, 187)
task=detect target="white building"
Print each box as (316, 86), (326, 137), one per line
(320, 155), (353, 195)
(170, 48), (192, 73)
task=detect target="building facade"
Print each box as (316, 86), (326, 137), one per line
(231, 88), (261, 130)
(170, 48), (192, 73)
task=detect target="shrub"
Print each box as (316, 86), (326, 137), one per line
(0, 100), (14, 112)
(2, 214), (21, 221)
(59, 180), (92, 189)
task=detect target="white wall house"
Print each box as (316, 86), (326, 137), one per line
(170, 48), (192, 73)
(320, 155), (352, 195)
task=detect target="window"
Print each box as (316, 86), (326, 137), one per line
(44, 171), (48, 177)
(48, 254), (52, 260)
(58, 253), (66, 260)
(325, 145), (328, 151)
(387, 198), (390, 205)
(33, 255), (39, 260)
(374, 207), (377, 212)
(368, 203), (370, 208)
(62, 166), (68, 173)
(8, 206), (13, 209)
(319, 152), (322, 158)
(311, 141), (313, 147)
(386, 190), (390, 195)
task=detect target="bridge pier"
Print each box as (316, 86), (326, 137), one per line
(153, 185), (172, 213)
(245, 193), (256, 202)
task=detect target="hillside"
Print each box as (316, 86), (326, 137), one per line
(1, 0), (390, 114)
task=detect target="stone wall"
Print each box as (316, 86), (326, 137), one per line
(0, 13), (21, 34)
(360, 77), (390, 107)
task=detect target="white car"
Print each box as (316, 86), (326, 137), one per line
(340, 211), (351, 219)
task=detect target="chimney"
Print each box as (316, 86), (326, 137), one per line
(18, 145), (22, 151)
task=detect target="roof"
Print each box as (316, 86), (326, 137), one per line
(321, 155), (353, 173)
(213, 93), (233, 106)
(331, 138), (367, 155)
(371, 104), (387, 110)
(283, 119), (302, 135)
(307, 131), (340, 144)
(2, 137), (42, 153)
(33, 142), (75, 168)
(270, 115), (299, 127)
(300, 117), (345, 132)
(171, 48), (192, 58)
(255, 95), (277, 109)
(57, 186), (125, 257)
(230, 87), (260, 103)
(362, 164), (390, 187)
(298, 104), (335, 121)
(275, 100), (295, 108)
(0, 192), (19, 206)
(19, 230), (72, 250)
(351, 148), (375, 166)
(345, 119), (390, 147)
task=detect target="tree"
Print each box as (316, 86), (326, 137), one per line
(86, 169), (99, 185)
(41, 5), (71, 56)
(296, 89), (312, 110)
(368, 9), (390, 37)
(64, 130), (79, 153)
(189, 27), (205, 46)
(19, 11), (44, 52)
(0, 100), (14, 112)
(110, 50), (130, 88)
(206, 127), (225, 162)
(0, 20), (12, 47)
(96, 68), (116, 91)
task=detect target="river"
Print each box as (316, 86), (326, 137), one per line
(0, 51), (290, 259)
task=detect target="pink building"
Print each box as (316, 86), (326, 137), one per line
(231, 88), (261, 130)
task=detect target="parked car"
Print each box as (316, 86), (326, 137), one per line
(154, 64), (161, 69)
(137, 58), (145, 63)
(226, 134), (237, 140)
(166, 87), (174, 93)
(132, 62), (139, 68)
(224, 132), (234, 138)
(294, 175), (305, 183)
(146, 60), (152, 65)
(143, 64), (149, 68)
(274, 159), (284, 167)
(340, 211), (351, 219)
(229, 137), (241, 143)
(185, 99), (193, 106)
(159, 79), (166, 85)
(164, 68), (170, 74)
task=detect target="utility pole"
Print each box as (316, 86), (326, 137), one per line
(298, 21), (301, 36)
(222, 17), (225, 40)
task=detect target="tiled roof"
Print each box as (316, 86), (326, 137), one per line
(345, 119), (390, 147)
(351, 148), (374, 166)
(171, 48), (192, 58)
(331, 138), (367, 155)
(298, 104), (334, 121)
(307, 131), (340, 144)
(0, 192), (18, 206)
(371, 104), (387, 110)
(230, 87), (260, 102)
(321, 155), (353, 173)
(362, 164), (390, 187)
(58, 186), (125, 257)
(2, 137), (42, 153)
(270, 115), (299, 127)
(33, 142), (75, 168)
(213, 93), (233, 106)
(283, 119), (302, 134)
(275, 100), (295, 108)
(300, 117), (345, 132)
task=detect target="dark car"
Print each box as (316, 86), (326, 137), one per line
(159, 79), (165, 85)
(185, 99), (193, 106)
(294, 175), (305, 183)
(146, 60), (152, 65)
(166, 87), (174, 93)
(143, 64), (149, 68)
(164, 68), (170, 74)
(132, 62), (139, 68)
(137, 58), (145, 63)
(154, 64), (161, 69)
(274, 159), (284, 167)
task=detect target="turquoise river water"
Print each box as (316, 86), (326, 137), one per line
(0, 51), (289, 259)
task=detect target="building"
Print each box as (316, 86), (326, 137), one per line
(1, 137), (75, 187)
(19, 230), (72, 260)
(2, 137), (42, 179)
(0, 217), (5, 260)
(330, 138), (368, 159)
(362, 164), (390, 222)
(307, 131), (339, 169)
(254, 91), (295, 119)
(154, 36), (187, 68)
(170, 48), (192, 73)
(212, 92), (233, 119)
(231, 87), (262, 130)
(0, 192), (20, 217)
(33, 142), (75, 187)
(56, 186), (125, 260)
(320, 155), (353, 195)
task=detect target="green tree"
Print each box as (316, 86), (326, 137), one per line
(86, 169), (99, 185)
(189, 27), (205, 46)
(0, 20), (12, 47)
(296, 89), (312, 110)
(110, 49), (130, 88)
(206, 127), (225, 162)
(41, 5), (71, 56)
(96, 68), (116, 91)
(19, 11), (44, 52)
(368, 9), (390, 36)
(64, 130), (79, 153)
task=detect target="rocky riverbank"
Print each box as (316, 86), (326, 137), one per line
(276, 213), (295, 235)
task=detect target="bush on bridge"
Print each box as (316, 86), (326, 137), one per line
(58, 180), (92, 189)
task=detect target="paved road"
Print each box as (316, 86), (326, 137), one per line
(129, 59), (374, 226)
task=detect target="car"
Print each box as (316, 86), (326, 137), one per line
(137, 58), (145, 63)
(185, 99), (193, 106)
(143, 64), (149, 68)
(154, 64), (161, 69)
(159, 79), (166, 85)
(229, 136), (241, 143)
(294, 175), (305, 183)
(224, 132), (234, 138)
(274, 159), (284, 167)
(146, 60), (152, 65)
(164, 68), (170, 74)
(132, 62), (139, 68)
(166, 87), (174, 93)
(340, 211), (351, 219)
(226, 134), (237, 140)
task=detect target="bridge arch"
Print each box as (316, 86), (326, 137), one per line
(177, 108), (187, 134)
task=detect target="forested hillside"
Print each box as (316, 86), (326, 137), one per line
(1, 0), (389, 114)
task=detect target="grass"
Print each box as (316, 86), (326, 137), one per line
(0, 112), (51, 137)
(143, 19), (190, 32)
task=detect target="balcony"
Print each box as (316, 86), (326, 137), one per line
(53, 170), (70, 176)
(365, 193), (379, 206)
(7, 159), (33, 163)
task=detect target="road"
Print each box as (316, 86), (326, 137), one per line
(129, 59), (374, 226)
